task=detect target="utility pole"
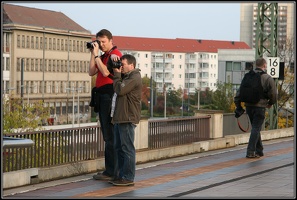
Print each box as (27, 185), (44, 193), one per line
(255, 3), (279, 129)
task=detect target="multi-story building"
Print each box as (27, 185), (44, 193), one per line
(3, 3), (253, 125)
(240, 3), (295, 49)
(3, 3), (93, 125)
(111, 36), (251, 94)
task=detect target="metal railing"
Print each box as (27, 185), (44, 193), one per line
(3, 116), (211, 172)
(149, 116), (211, 149)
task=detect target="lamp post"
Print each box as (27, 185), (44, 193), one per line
(26, 85), (36, 105)
(66, 87), (75, 127)
(66, 86), (83, 127)
(77, 87), (83, 127)
(197, 88), (200, 110)
(181, 87), (184, 117)
(150, 77), (154, 118)
(164, 84), (166, 118)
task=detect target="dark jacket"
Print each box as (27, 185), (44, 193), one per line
(112, 68), (142, 124)
(234, 68), (277, 108)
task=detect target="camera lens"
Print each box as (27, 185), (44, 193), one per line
(112, 60), (122, 69)
(86, 42), (93, 49)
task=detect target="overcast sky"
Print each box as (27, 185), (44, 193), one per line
(7, 2), (241, 41)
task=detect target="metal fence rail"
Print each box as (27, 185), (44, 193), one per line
(3, 117), (211, 172)
(148, 116), (211, 149)
(3, 126), (104, 172)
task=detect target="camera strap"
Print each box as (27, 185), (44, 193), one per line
(102, 46), (118, 80)
(237, 114), (250, 132)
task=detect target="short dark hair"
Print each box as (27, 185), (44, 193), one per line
(256, 58), (266, 67)
(96, 29), (113, 40)
(121, 54), (136, 68)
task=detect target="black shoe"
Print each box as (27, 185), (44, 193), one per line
(246, 152), (260, 158)
(256, 152), (264, 157)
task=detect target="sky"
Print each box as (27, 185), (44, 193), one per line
(6, 1), (241, 41)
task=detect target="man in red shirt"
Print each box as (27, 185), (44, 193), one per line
(89, 29), (122, 181)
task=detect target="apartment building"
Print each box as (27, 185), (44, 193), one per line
(110, 36), (251, 94)
(240, 3), (295, 49)
(3, 3), (253, 125)
(3, 3), (93, 125)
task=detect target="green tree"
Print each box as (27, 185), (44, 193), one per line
(3, 97), (51, 134)
(207, 81), (234, 113)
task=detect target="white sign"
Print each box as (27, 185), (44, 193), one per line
(266, 57), (280, 78)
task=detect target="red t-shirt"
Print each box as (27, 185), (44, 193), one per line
(95, 47), (122, 88)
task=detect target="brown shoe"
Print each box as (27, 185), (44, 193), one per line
(112, 178), (134, 186)
(108, 177), (119, 184)
(93, 173), (113, 181)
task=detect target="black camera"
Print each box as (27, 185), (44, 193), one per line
(235, 107), (245, 118)
(86, 40), (99, 49)
(111, 60), (122, 69)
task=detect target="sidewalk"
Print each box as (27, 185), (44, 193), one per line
(3, 137), (295, 198)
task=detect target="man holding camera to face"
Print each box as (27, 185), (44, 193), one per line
(109, 54), (142, 186)
(88, 29), (122, 181)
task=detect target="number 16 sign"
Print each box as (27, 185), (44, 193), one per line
(267, 57), (280, 78)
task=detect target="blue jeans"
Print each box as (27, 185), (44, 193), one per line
(246, 106), (265, 155)
(97, 93), (115, 177)
(114, 123), (136, 181)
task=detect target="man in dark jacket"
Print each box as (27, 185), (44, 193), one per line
(109, 54), (142, 186)
(234, 57), (277, 158)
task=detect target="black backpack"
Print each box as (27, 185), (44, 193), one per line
(240, 69), (266, 103)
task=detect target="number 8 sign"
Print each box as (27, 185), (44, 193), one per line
(267, 57), (279, 78)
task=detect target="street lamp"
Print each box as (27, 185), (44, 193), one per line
(66, 86), (83, 127)
(66, 87), (75, 127)
(26, 85), (36, 105)
(77, 86), (83, 127)
(197, 88), (200, 110)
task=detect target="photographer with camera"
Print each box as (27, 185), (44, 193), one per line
(234, 58), (277, 159)
(89, 29), (122, 181)
(109, 54), (142, 186)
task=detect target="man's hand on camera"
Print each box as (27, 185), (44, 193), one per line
(110, 54), (120, 62)
(235, 107), (245, 118)
(113, 66), (122, 73)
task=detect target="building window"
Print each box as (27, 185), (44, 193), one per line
(39, 59), (43, 72)
(226, 61), (232, 71)
(17, 58), (21, 71)
(40, 37), (43, 49)
(26, 36), (30, 48)
(44, 37), (47, 49)
(77, 41), (80, 52)
(53, 38), (56, 50)
(57, 39), (60, 50)
(31, 36), (34, 48)
(26, 58), (30, 71)
(36, 37), (39, 49)
(233, 62), (241, 71)
(35, 59), (39, 71)
(61, 39), (64, 51)
(49, 38), (52, 50)
(6, 57), (10, 70)
(22, 35), (25, 48)
(73, 40), (76, 51)
(17, 35), (20, 48)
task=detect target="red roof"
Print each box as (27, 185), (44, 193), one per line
(3, 3), (90, 33)
(111, 36), (251, 53)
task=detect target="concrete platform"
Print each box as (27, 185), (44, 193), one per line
(3, 136), (295, 198)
